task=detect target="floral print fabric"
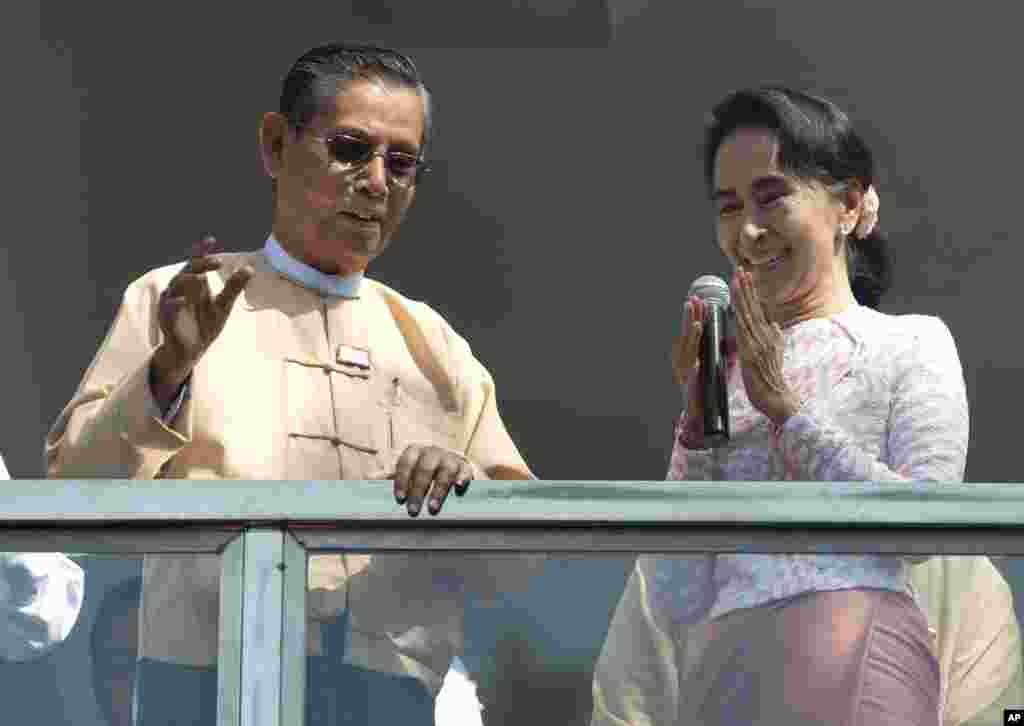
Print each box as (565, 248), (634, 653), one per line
(649, 304), (969, 626)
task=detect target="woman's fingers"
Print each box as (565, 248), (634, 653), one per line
(673, 297), (706, 386)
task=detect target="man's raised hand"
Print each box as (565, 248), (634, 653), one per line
(150, 235), (253, 408)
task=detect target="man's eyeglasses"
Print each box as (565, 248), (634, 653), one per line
(296, 125), (430, 189)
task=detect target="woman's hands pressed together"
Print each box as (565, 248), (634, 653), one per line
(670, 295), (708, 420)
(731, 267), (801, 426)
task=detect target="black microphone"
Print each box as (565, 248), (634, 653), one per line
(688, 275), (731, 448)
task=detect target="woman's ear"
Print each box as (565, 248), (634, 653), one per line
(838, 179), (866, 236)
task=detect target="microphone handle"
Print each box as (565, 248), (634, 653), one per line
(701, 302), (730, 447)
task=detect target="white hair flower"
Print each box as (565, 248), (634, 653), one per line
(855, 185), (880, 239)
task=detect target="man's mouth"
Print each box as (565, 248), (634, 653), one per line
(341, 210), (381, 224)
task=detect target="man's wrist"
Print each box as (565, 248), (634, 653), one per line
(150, 345), (194, 410)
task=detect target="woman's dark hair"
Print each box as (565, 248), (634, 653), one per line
(703, 86), (892, 309)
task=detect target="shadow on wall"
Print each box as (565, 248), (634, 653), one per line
(345, 0), (613, 48)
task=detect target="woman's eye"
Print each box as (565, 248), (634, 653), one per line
(717, 203), (740, 216)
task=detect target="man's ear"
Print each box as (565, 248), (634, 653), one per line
(258, 112), (289, 179)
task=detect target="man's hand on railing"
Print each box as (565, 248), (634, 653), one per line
(389, 444), (478, 517)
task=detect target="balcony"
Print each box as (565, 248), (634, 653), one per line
(3, 479), (1023, 725)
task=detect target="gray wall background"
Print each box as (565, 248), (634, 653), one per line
(16, 1), (1019, 484)
(10, 3), (1024, 723)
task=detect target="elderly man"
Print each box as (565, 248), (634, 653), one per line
(46, 43), (532, 724)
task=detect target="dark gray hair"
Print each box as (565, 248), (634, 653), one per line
(279, 42), (433, 158)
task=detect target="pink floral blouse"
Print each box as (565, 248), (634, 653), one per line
(647, 303), (969, 625)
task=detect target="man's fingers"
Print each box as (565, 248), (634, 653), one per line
(182, 255), (223, 275)
(393, 446), (420, 504)
(390, 446), (478, 514)
(406, 447), (444, 517)
(162, 277), (213, 340)
(427, 456), (462, 515)
(156, 296), (198, 366)
(453, 460), (474, 497)
(168, 261), (220, 309)
(182, 234), (224, 274)
(157, 293), (190, 325)
(188, 235), (222, 260)
(214, 265), (254, 316)
(165, 269), (216, 299)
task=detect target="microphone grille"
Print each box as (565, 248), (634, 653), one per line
(688, 275), (730, 306)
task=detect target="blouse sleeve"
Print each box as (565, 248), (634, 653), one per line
(778, 316), (968, 484)
(661, 381), (717, 627)
(667, 375), (714, 481)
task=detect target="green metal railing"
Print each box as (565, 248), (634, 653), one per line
(4, 479), (1024, 725)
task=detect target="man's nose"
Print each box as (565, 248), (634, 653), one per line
(359, 155), (389, 196)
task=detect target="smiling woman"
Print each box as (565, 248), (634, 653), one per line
(603, 87), (998, 726)
(706, 87), (892, 321)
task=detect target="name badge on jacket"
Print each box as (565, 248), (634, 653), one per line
(336, 344), (372, 370)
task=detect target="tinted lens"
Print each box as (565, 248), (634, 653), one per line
(386, 155), (419, 181)
(326, 135), (373, 165)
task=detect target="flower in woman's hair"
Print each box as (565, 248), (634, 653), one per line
(855, 185), (880, 239)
